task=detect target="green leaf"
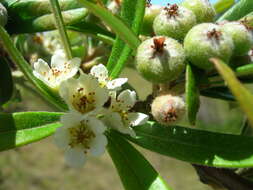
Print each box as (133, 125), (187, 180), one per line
(185, 64), (200, 125)
(107, 131), (172, 190)
(125, 121), (253, 168)
(67, 22), (115, 45)
(78, 0), (141, 50)
(107, 0), (145, 79)
(4, 0), (82, 20)
(0, 57), (13, 106)
(200, 86), (235, 101)
(236, 63), (253, 77)
(6, 8), (89, 34)
(0, 112), (62, 151)
(0, 26), (68, 111)
(211, 58), (253, 128)
(218, 0), (253, 21)
(214, 0), (235, 14)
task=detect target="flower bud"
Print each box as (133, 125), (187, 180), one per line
(135, 36), (185, 83)
(151, 94), (186, 125)
(184, 23), (234, 70)
(141, 4), (163, 36)
(0, 3), (7, 26)
(153, 4), (196, 40)
(181, 0), (216, 23)
(221, 21), (253, 56)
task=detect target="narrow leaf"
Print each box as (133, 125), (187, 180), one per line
(218, 0), (253, 21)
(236, 63), (253, 77)
(107, 0), (145, 78)
(0, 26), (68, 111)
(0, 57), (13, 106)
(125, 121), (253, 168)
(214, 0), (235, 14)
(107, 131), (172, 190)
(185, 64), (200, 125)
(200, 86), (235, 101)
(78, 0), (141, 50)
(0, 112), (62, 151)
(211, 58), (253, 127)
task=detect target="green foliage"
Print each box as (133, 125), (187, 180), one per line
(218, 0), (253, 21)
(0, 57), (13, 106)
(185, 63), (200, 125)
(126, 121), (253, 168)
(214, 0), (235, 14)
(212, 58), (253, 128)
(0, 112), (62, 151)
(107, 0), (145, 78)
(107, 130), (172, 190)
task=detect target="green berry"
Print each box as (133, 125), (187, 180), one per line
(184, 23), (234, 70)
(181, 0), (216, 23)
(136, 36), (185, 83)
(221, 21), (253, 56)
(0, 3), (7, 26)
(153, 4), (196, 40)
(141, 4), (163, 36)
(151, 94), (186, 125)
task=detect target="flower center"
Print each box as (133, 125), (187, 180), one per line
(72, 88), (96, 113)
(68, 121), (95, 151)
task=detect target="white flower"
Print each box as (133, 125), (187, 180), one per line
(54, 112), (108, 168)
(102, 90), (149, 137)
(90, 64), (127, 91)
(249, 49), (253, 62)
(33, 50), (81, 89)
(59, 73), (109, 114)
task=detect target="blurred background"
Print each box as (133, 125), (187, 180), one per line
(0, 0), (249, 190)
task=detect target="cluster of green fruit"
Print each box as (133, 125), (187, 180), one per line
(136, 0), (253, 84)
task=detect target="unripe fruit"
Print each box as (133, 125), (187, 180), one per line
(184, 23), (234, 70)
(141, 4), (163, 36)
(153, 4), (196, 40)
(151, 94), (186, 125)
(136, 36), (185, 83)
(221, 21), (253, 56)
(181, 0), (216, 23)
(0, 3), (7, 26)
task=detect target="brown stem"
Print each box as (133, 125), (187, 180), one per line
(193, 164), (253, 190)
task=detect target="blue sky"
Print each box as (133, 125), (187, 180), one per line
(152, 0), (216, 5)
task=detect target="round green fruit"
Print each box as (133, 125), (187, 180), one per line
(141, 4), (163, 36)
(153, 4), (196, 40)
(221, 21), (253, 56)
(181, 0), (216, 23)
(136, 36), (186, 83)
(184, 23), (234, 70)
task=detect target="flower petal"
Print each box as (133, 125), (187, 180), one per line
(64, 147), (86, 168)
(88, 117), (106, 134)
(54, 127), (70, 149)
(118, 127), (136, 138)
(59, 78), (78, 104)
(117, 90), (136, 110)
(128, 112), (149, 126)
(102, 112), (124, 130)
(60, 112), (83, 128)
(94, 85), (109, 107)
(33, 59), (50, 74)
(90, 64), (108, 82)
(51, 49), (67, 69)
(107, 78), (128, 90)
(90, 134), (107, 157)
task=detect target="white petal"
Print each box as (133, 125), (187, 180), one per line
(102, 112), (124, 130)
(128, 112), (149, 126)
(33, 59), (50, 74)
(90, 134), (108, 157)
(107, 78), (128, 90)
(59, 78), (78, 104)
(88, 117), (106, 134)
(64, 147), (86, 168)
(51, 49), (67, 69)
(94, 86), (109, 107)
(61, 57), (81, 79)
(54, 127), (70, 149)
(60, 112), (83, 128)
(90, 64), (108, 82)
(79, 74), (99, 92)
(117, 90), (136, 110)
(118, 127), (136, 138)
